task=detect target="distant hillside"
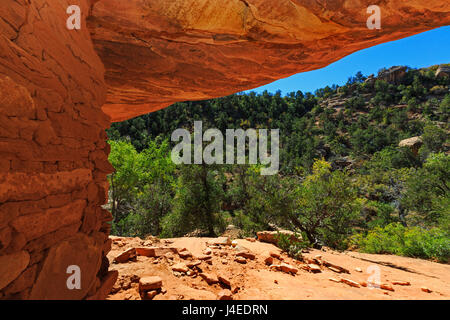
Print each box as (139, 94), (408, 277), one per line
(108, 64), (449, 171)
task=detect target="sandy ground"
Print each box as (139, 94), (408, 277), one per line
(107, 236), (450, 300)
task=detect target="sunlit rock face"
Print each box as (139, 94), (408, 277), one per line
(0, 0), (449, 300)
(89, 0), (450, 121)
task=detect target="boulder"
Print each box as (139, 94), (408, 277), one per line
(399, 136), (423, 155)
(435, 65), (450, 78)
(378, 66), (407, 84)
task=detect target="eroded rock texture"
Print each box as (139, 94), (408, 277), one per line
(0, 0), (115, 299)
(0, 0), (449, 300)
(89, 0), (450, 121)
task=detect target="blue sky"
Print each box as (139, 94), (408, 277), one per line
(246, 26), (450, 95)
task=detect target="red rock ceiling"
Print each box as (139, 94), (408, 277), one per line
(88, 0), (450, 121)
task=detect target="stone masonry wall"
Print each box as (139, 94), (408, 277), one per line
(0, 0), (117, 299)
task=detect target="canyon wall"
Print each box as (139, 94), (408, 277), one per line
(0, 0), (116, 299)
(0, 0), (449, 299)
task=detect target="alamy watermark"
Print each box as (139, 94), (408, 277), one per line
(367, 5), (381, 30)
(171, 121), (279, 175)
(66, 4), (381, 31)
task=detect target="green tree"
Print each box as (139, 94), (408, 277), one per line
(160, 164), (225, 237)
(108, 140), (143, 232)
(403, 153), (449, 226)
(292, 160), (360, 249)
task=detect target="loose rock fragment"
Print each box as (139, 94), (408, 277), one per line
(114, 248), (136, 263)
(234, 256), (247, 264)
(139, 276), (163, 292)
(380, 283), (394, 292)
(271, 263), (298, 274)
(263, 256), (274, 266)
(217, 289), (233, 300)
(307, 264), (322, 273)
(145, 290), (159, 300)
(199, 273), (219, 285)
(327, 266), (342, 273)
(340, 278), (360, 288)
(392, 280), (410, 286)
(172, 263), (189, 273)
(322, 260), (350, 274)
(421, 287), (432, 293)
(236, 251), (256, 260)
(207, 237), (231, 246)
(359, 281), (368, 287)
(179, 250), (192, 259)
(218, 275), (231, 287)
(269, 252), (281, 259)
(186, 260), (201, 268)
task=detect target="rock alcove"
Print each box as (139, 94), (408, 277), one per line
(0, 0), (449, 299)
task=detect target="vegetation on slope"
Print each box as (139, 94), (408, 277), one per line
(107, 65), (450, 262)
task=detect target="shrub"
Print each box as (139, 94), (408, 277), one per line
(275, 232), (310, 260)
(352, 223), (450, 263)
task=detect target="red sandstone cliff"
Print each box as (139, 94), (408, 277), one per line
(0, 0), (449, 300)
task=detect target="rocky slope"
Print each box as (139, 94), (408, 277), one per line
(107, 235), (450, 300)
